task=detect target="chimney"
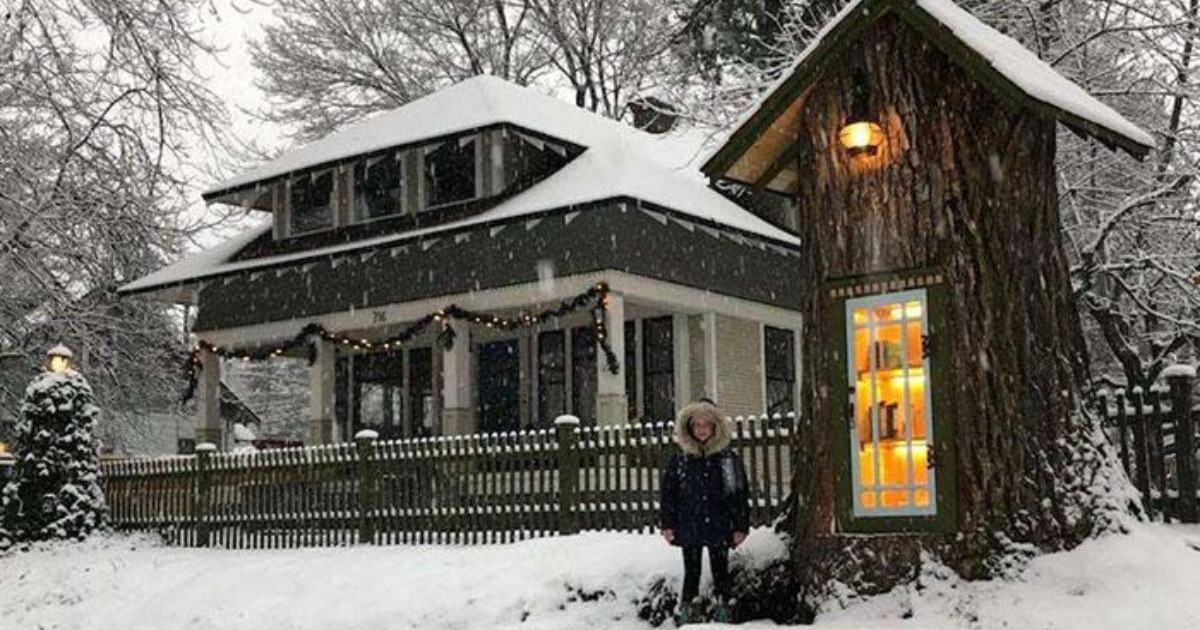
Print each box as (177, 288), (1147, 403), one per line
(628, 96), (678, 134)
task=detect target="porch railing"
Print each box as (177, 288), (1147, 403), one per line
(100, 414), (794, 548)
(1097, 366), (1199, 523)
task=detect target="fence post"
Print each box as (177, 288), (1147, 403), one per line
(555, 415), (581, 536)
(195, 442), (215, 547)
(1129, 386), (1152, 513)
(355, 430), (379, 544)
(1164, 365), (1197, 523)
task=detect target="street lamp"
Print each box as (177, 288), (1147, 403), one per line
(45, 344), (74, 373)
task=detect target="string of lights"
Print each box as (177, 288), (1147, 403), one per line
(182, 283), (619, 402)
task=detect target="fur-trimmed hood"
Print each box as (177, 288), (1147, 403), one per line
(673, 401), (731, 457)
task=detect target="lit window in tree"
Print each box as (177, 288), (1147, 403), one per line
(354, 153), (404, 220)
(847, 290), (935, 517)
(424, 135), (477, 208)
(290, 170), (334, 234)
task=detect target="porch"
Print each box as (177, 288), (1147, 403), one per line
(192, 270), (802, 448)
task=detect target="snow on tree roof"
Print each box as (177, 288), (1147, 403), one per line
(704, 0), (1154, 178)
(123, 78), (799, 301)
(915, 0), (1153, 149)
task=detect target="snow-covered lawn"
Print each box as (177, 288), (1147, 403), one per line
(1, 523), (1198, 629)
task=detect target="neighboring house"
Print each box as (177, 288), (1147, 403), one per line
(109, 382), (267, 456)
(120, 76), (805, 447)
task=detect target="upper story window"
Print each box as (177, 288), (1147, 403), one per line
(354, 154), (404, 221)
(502, 131), (569, 191)
(289, 170), (334, 234)
(424, 135), (478, 208)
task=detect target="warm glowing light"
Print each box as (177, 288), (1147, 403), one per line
(0, 442), (8, 454)
(839, 121), (885, 156)
(857, 439), (931, 507)
(888, 303), (923, 320)
(890, 372), (926, 386)
(45, 344), (74, 373)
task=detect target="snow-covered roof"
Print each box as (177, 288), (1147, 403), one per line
(122, 78), (797, 301)
(704, 0), (1154, 178)
(207, 75), (717, 198)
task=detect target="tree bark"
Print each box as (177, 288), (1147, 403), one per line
(788, 15), (1124, 607)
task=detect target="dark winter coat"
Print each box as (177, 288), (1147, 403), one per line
(659, 401), (751, 547)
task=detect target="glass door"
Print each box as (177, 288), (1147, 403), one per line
(846, 289), (936, 517)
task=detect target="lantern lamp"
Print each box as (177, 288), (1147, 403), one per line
(839, 121), (885, 156)
(839, 67), (884, 157)
(45, 344), (74, 373)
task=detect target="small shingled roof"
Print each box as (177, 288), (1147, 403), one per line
(703, 0), (1154, 180)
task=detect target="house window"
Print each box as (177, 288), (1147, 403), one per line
(764, 326), (796, 422)
(289, 170), (335, 234)
(572, 327), (597, 426)
(625, 323), (638, 420)
(338, 351), (404, 441)
(408, 348), (434, 438)
(354, 153), (404, 220)
(502, 131), (569, 191)
(424, 135), (477, 208)
(537, 331), (567, 428)
(846, 289), (935, 517)
(477, 339), (521, 434)
(336, 348), (433, 440)
(642, 316), (675, 423)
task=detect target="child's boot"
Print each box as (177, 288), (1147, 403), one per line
(711, 599), (732, 623)
(674, 601), (695, 626)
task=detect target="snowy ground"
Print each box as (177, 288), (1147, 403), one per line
(1, 523), (1198, 629)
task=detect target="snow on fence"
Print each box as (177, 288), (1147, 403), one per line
(99, 415), (794, 548)
(1097, 367), (1199, 523)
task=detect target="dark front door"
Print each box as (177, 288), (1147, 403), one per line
(478, 340), (521, 433)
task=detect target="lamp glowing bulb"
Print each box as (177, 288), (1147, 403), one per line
(45, 344), (74, 373)
(839, 121), (885, 157)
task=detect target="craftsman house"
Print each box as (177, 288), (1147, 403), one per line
(120, 76), (805, 448)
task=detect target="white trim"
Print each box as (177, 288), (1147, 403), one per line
(845, 288), (936, 519)
(673, 314), (690, 408)
(759, 321), (768, 415)
(704, 312), (718, 402)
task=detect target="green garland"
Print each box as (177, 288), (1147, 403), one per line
(183, 282), (619, 402)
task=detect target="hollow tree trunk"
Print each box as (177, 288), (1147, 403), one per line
(788, 15), (1126, 607)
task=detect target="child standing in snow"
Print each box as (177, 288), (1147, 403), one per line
(660, 398), (750, 624)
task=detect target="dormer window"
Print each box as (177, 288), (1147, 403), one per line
(424, 135), (478, 208)
(354, 153), (404, 221)
(502, 131), (569, 191)
(290, 170), (335, 234)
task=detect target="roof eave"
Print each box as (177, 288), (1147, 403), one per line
(117, 281), (200, 306)
(702, 0), (1153, 180)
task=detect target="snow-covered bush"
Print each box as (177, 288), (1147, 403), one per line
(0, 370), (107, 548)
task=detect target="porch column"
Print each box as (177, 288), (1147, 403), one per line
(442, 333), (474, 435)
(596, 292), (628, 426)
(194, 347), (223, 449)
(309, 337), (336, 444)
